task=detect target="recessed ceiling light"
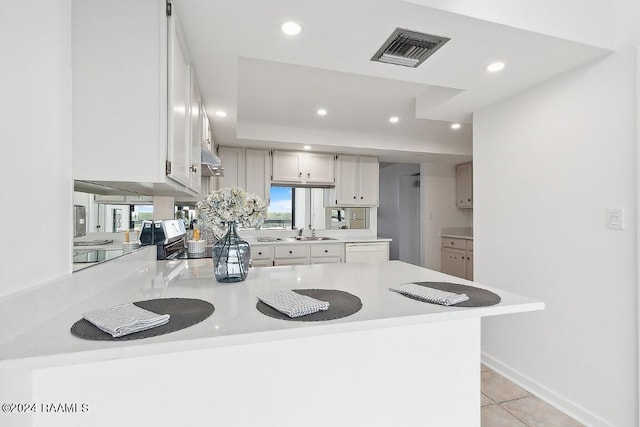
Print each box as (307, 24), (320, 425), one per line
(215, 111), (227, 117)
(389, 116), (399, 124)
(303, 145), (311, 150)
(451, 123), (461, 129)
(317, 108), (327, 116)
(486, 62), (505, 72)
(281, 21), (301, 36)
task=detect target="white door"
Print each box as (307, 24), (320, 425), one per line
(305, 153), (334, 184)
(167, 14), (191, 187)
(245, 149), (271, 204)
(217, 147), (244, 189)
(358, 156), (379, 206)
(272, 151), (302, 183)
(335, 155), (358, 205)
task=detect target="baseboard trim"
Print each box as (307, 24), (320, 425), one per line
(481, 352), (613, 427)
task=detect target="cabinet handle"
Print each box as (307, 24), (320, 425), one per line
(258, 252), (262, 255)
(289, 250), (293, 254)
(190, 165), (197, 173)
(307, 172), (310, 178)
(360, 196), (363, 199)
(298, 172), (302, 177)
(353, 196), (357, 199)
(324, 249), (328, 253)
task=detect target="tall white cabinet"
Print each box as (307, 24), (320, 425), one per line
(72, 0), (201, 197)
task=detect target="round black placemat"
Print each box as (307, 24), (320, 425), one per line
(256, 289), (362, 322)
(405, 282), (501, 307)
(70, 298), (215, 341)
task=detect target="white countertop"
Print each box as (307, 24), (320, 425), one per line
(0, 248), (542, 371)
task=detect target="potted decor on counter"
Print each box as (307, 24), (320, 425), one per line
(196, 187), (267, 283)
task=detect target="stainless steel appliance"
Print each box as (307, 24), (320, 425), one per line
(139, 219), (187, 260)
(73, 205), (87, 237)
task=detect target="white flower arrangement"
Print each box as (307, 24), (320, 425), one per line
(196, 187), (267, 239)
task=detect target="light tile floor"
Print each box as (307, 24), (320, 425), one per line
(481, 364), (584, 427)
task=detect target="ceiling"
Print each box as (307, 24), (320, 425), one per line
(176, 0), (610, 163)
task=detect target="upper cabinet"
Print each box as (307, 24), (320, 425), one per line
(327, 155), (379, 207)
(455, 162), (473, 209)
(72, 0), (201, 197)
(216, 146), (245, 190)
(271, 151), (334, 185)
(245, 149), (271, 204)
(214, 147), (271, 204)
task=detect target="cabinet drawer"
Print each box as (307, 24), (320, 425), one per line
(441, 238), (467, 249)
(274, 245), (309, 259)
(251, 259), (273, 267)
(252, 246), (274, 260)
(310, 244), (343, 258)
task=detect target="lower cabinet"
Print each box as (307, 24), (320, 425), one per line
(274, 245), (309, 266)
(250, 243), (345, 267)
(251, 246), (274, 267)
(310, 243), (344, 264)
(441, 238), (473, 280)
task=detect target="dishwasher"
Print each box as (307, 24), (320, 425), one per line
(345, 242), (389, 264)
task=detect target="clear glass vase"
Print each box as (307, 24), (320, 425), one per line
(212, 222), (250, 282)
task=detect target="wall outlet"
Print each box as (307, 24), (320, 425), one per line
(606, 207), (624, 230)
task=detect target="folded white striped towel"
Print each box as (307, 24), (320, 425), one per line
(258, 290), (330, 318)
(83, 303), (170, 337)
(390, 283), (469, 306)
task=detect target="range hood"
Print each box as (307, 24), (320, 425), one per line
(201, 147), (224, 177)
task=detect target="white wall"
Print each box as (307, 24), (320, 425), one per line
(0, 0), (72, 298)
(474, 49), (638, 427)
(420, 162), (473, 270)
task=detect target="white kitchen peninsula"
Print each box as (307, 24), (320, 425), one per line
(0, 247), (543, 427)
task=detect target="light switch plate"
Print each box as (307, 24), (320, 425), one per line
(607, 207), (624, 230)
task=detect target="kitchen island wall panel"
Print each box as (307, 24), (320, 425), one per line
(30, 320), (480, 427)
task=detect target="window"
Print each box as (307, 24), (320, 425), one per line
(264, 186), (294, 229)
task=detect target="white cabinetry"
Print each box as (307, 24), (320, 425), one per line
(327, 155), (379, 207)
(455, 162), (473, 209)
(216, 147), (245, 190)
(274, 245), (310, 266)
(441, 238), (473, 280)
(310, 243), (344, 264)
(72, 0), (200, 197)
(251, 246), (274, 267)
(245, 149), (271, 204)
(272, 151), (334, 185)
(252, 242), (345, 266)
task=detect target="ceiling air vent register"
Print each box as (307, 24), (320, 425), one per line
(371, 28), (450, 68)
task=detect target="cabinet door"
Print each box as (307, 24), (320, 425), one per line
(335, 155), (358, 205)
(305, 153), (334, 184)
(456, 162), (473, 208)
(167, 14), (192, 188)
(441, 247), (466, 279)
(245, 149), (271, 204)
(465, 252), (473, 281)
(358, 156), (379, 206)
(188, 71), (202, 193)
(217, 147), (245, 189)
(272, 151), (302, 183)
